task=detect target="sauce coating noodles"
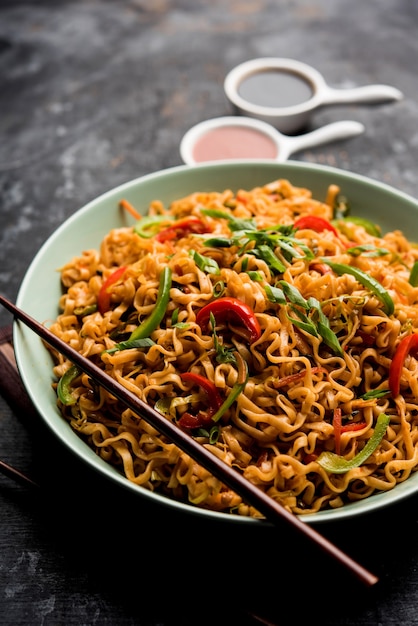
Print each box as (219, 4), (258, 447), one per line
(49, 178), (418, 517)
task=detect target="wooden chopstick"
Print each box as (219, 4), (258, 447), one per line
(0, 294), (378, 587)
(0, 458), (40, 490)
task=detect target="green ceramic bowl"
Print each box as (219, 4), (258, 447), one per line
(14, 160), (418, 525)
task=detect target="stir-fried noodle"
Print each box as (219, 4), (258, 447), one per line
(48, 178), (418, 516)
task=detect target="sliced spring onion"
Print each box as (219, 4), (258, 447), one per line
(249, 244), (286, 273)
(309, 297), (344, 356)
(203, 237), (233, 247)
(264, 284), (286, 304)
(360, 389), (390, 400)
(105, 337), (155, 354)
(212, 280), (226, 298)
(200, 208), (257, 232)
(346, 244), (391, 258)
(279, 281), (310, 309)
(190, 249), (220, 275)
(287, 309), (319, 338)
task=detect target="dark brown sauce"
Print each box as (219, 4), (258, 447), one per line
(238, 69), (314, 108)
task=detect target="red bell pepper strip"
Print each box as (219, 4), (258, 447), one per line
(274, 366), (327, 389)
(333, 408), (368, 455)
(177, 410), (215, 429)
(355, 330), (375, 347)
(309, 262), (333, 275)
(294, 215), (339, 237)
(155, 217), (210, 242)
(196, 297), (261, 344)
(389, 333), (418, 397)
(333, 408), (343, 455)
(98, 266), (127, 315)
(180, 372), (223, 409)
(178, 372), (223, 429)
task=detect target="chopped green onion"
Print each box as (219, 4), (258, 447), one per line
(204, 237), (233, 247)
(346, 244), (391, 258)
(105, 337), (155, 353)
(211, 380), (246, 423)
(264, 284), (286, 304)
(279, 287), (342, 355)
(279, 281), (310, 309)
(361, 389), (390, 400)
(247, 270), (263, 281)
(190, 250), (220, 275)
(246, 244), (286, 274)
(309, 297), (344, 356)
(200, 208), (257, 232)
(287, 309), (319, 338)
(212, 280), (226, 298)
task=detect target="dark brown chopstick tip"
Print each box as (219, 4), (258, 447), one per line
(0, 459), (40, 490)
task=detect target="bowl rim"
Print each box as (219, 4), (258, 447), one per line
(13, 159), (418, 526)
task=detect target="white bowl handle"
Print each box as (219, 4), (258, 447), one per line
(321, 83), (403, 106)
(278, 120), (365, 160)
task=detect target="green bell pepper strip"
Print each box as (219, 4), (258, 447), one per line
(134, 215), (173, 238)
(123, 267), (172, 345)
(322, 260), (394, 316)
(409, 261), (418, 287)
(210, 380), (246, 423)
(316, 413), (390, 474)
(57, 364), (80, 405)
(73, 304), (97, 317)
(108, 269), (172, 352)
(211, 354), (248, 423)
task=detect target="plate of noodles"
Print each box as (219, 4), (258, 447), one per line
(13, 160), (418, 524)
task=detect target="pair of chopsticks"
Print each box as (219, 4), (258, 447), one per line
(0, 294), (378, 587)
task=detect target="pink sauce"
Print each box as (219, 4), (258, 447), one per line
(192, 125), (278, 162)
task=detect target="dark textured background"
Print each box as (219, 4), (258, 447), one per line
(1, 1), (418, 624)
